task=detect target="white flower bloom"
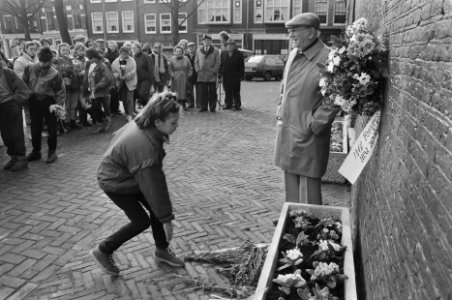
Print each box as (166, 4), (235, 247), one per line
(319, 77), (326, 88)
(286, 248), (303, 261)
(358, 72), (371, 85)
(328, 262), (340, 273)
(334, 95), (346, 106)
(327, 63), (335, 73)
(329, 241), (341, 251)
(332, 56), (341, 66)
(320, 88), (327, 96)
(319, 240), (329, 251)
(354, 17), (368, 27)
(338, 46), (346, 54)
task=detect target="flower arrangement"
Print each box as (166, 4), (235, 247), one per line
(318, 18), (388, 116)
(49, 104), (66, 121)
(269, 209), (347, 300)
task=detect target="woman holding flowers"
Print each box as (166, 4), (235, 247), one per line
(274, 12), (341, 205)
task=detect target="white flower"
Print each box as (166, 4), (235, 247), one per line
(338, 46), (346, 54)
(327, 62), (335, 73)
(286, 248), (303, 261)
(319, 240), (329, 251)
(354, 17), (368, 28)
(273, 272), (306, 293)
(329, 241), (341, 251)
(320, 87), (327, 96)
(332, 56), (341, 66)
(334, 95), (346, 106)
(319, 77), (326, 88)
(358, 72), (371, 85)
(313, 262), (340, 278)
(328, 262), (340, 273)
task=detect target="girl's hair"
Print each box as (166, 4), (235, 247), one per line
(135, 92), (180, 129)
(107, 40), (118, 50)
(85, 48), (103, 60)
(58, 43), (70, 56)
(73, 42), (86, 54)
(38, 47), (53, 63)
(119, 46), (131, 55)
(23, 41), (36, 51)
(173, 45), (184, 54)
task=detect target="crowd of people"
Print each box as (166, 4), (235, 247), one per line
(0, 31), (245, 171)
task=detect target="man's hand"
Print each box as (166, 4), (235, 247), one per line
(163, 222), (173, 241)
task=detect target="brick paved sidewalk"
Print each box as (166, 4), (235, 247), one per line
(0, 81), (349, 300)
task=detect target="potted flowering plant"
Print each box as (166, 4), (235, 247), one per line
(318, 18), (388, 117)
(254, 204), (356, 300)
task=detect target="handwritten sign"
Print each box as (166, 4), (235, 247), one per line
(339, 111), (381, 184)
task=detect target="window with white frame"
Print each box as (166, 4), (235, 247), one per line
(178, 13), (188, 33)
(144, 13), (156, 33)
(233, 0), (242, 24)
(74, 4), (84, 29)
(3, 15), (14, 31)
(121, 0), (132, 2)
(334, 1), (346, 24)
(122, 11), (134, 32)
(264, 0), (289, 23)
(292, 0), (303, 16)
(144, 0), (155, 3)
(197, 0), (230, 24)
(254, 0), (263, 23)
(315, 1), (328, 24)
(160, 13), (171, 33)
(106, 12), (119, 33)
(46, 8), (57, 31)
(90, 0), (101, 3)
(66, 5), (74, 30)
(159, 0), (186, 2)
(105, 0), (117, 2)
(91, 12), (103, 33)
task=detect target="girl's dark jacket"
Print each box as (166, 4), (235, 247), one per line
(82, 60), (113, 99)
(97, 122), (174, 223)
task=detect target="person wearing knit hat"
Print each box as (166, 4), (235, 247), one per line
(274, 12), (341, 205)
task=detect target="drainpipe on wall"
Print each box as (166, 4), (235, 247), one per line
(102, 0), (107, 41)
(135, 0), (141, 41)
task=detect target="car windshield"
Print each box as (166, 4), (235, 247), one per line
(247, 56), (264, 63)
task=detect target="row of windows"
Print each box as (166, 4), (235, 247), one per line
(90, 0), (187, 2)
(91, 12), (187, 34)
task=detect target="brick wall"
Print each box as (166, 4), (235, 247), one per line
(353, 0), (452, 299)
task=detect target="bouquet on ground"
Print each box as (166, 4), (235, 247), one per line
(269, 210), (347, 300)
(318, 18), (388, 116)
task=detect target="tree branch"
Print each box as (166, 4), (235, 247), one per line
(2, 0), (22, 18)
(179, 0), (205, 26)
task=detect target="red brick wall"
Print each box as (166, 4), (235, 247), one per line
(353, 0), (452, 299)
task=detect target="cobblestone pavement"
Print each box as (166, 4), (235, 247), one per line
(0, 80), (350, 300)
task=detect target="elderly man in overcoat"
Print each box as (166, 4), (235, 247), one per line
(274, 13), (341, 205)
(195, 34), (221, 112)
(219, 39), (245, 110)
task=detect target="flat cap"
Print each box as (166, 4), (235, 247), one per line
(73, 34), (85, 41)
(202, 34), (212, 40)
(95, 38), (106, 43)
(187, 42), (196, 46)
(285, 12), (320, 29)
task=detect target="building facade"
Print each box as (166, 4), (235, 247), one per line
(0, 0), (88, 58)
(83, 0), (345, 54)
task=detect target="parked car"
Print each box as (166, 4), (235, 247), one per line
(244, 55), (285, 81)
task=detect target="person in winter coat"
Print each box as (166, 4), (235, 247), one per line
(0, 62), (31, 171)
(169, 46), (193, 111)
(194, 34), (221, 112)
(185, 42), (197, 108)
(274, 13), (341, 205)
(72, 43), (90, 127)
(219, 39), (244, 111)
(105, 40), (121, 116)
(82, 48), (113, 133)
(133, 42), (155, 107)
(150, 42), (169, 93)
(91, 92), (184, 276)
(23, 47), (66, 164)
(112, 46), (137, 122)
(13, 41), (37, 79)
(55, 43), (81, 130)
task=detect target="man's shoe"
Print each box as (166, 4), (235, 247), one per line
(233, 107), (242, 111)
(3, 157), (17, 170)
(10, 157), (28, 172)
(27, 151), (42, 161)
(46, 152), (58, 164)
(199, 109), (207, 112)
(210, 110), (216, 113)
(90, 246), (120, 276)
(154, 247), (185, 267)
(224, 106), (232, 110)
(70, 121), (83, 129)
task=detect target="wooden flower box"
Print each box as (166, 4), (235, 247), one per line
(253, 203), (357, 300)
